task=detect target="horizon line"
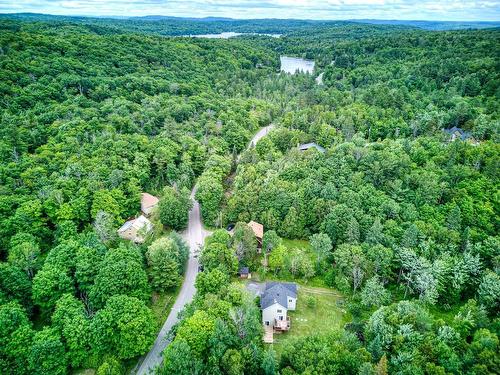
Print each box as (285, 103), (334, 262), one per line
(1, 12), (499, 23)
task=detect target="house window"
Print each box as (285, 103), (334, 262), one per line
(289, 299), (292, 303)
(277, 309), (282, 313)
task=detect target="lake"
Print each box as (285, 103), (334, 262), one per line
(280, 56), (315, 74)
(185, 32), (281, 39)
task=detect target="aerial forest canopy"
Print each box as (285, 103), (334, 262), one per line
(0, 14), (498, 375)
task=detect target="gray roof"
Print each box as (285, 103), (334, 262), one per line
(443, 126), (474, 141)
(260, 282), (297, 309)
(239, 267), (249, 274)
(118, 219), (134, 232)
(298, 143), (326, 153)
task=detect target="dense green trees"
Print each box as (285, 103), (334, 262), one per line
(200, 230), (238, 274)
(0, 263), (32, 309)
(0, 14), (498, 375)
(52, 294), (93, 368)
(158, 187), (192, 230)
(89, 245), (150, 309)
(92, 295), (156, 360)
(280, 330), (371, 374)
(146, 235), (188, 290)
(32, 265), (75, 315)
(362, 300), (500, 374)
(0, 302), (33, 374)
(228, 135), (498, 300)
(29, 328), (68, 375)
(195, 154), (232, 226)
(232, 222), (258, 266)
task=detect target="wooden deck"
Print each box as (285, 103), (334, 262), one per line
(263, 325), (274, 343)
(274, 317), (291, 331)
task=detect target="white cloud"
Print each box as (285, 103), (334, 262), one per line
(0, 0), (499, 20)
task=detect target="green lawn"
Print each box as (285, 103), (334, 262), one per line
(270, 285), (349, 354)
(281, 238), (311, 250)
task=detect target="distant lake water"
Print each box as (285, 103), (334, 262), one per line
(280, 56), (315, 74)
(185, 32), (281, 39)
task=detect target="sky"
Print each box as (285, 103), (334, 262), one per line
(1, 0), (499, 21)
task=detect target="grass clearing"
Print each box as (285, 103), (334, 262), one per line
(150, 285), (182, 329)
(281, 238), (311, 250)
(270, 285), (349, 355)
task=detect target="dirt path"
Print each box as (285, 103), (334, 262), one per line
(299, 286), (343, 297)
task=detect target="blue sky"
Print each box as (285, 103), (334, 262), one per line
(1, 0), (499, 21)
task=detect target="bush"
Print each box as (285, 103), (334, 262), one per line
(305, 295), (317, 308)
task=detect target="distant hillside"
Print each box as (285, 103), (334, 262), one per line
(1, 13), (497, 38)
(0, 13), (411, 36)
(2, 13), (498, 31)
(130, 15), (234, 22)
(353, 19), (500, 30)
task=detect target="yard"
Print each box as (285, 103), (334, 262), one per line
(267, 285), (350, 354)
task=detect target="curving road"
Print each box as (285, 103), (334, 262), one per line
(249, 124), (274, 147)
(134, 125), (274, 374)
(135, 189), (210, 374)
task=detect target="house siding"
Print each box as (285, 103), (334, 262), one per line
(287, 296), (297, 310)
(262, 302), (287, 326)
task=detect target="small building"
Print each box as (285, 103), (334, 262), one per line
(298, 142), (326, 153)
(261, 282), (297, 331)
(247, 220), (264, 250)
(238, 267), (251, 279)
(141, 193), (159, 216)
(443, 127), (478, 144)
(117, 215), (153, 243)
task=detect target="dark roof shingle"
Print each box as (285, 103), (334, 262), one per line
(260, 282), (297, 309)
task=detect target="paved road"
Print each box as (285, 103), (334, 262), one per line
(134, 126), (274, 374)
(135, 189), (210, 374)
(249, 124), (274, 148)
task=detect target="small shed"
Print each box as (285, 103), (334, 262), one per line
(141, 193), (159, 216)
(238, 267), (251, 279)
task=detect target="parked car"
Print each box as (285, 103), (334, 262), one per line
(227, 223), (235, 231)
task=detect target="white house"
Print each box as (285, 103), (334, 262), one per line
(260, 282), (297, 331)
(117, 215), (153, 243)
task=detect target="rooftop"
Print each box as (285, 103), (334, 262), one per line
(443, 126), (474, 141)
(141, 192), (159, 208)
(260, 282), (297, 309)
(298, 142), (326, 153)
(248, 220), (264, 239)
(118, 215), (152, 232)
